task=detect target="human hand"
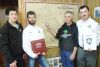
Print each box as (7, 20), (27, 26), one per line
(45, 22), (51, 31)
(10, 60), (17, 67)
(69, 54), (75, 61)
(45, 22), (49, 28)
(34, 52), (40, 58)
(42, 52), (46, 55)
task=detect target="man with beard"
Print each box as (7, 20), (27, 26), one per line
(22, 11), (49, 67)
(76, 5), (100, 67)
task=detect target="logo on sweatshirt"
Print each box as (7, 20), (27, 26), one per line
(63, 30), (68, 34)
(61, 30), (71, 38)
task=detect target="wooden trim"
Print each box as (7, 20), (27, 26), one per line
(25, 0), (45, 2)
(18, 0), (26, 27)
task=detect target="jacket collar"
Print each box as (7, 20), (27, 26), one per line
(6, 20), (20, 28)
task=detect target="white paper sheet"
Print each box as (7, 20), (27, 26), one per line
(83, 33), (97, 50)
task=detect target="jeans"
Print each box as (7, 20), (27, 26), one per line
(28, 55), (49, 67)
(77, 47), (97, 67)
(6, 64), (9, 67)
(61, 50), (74, 67)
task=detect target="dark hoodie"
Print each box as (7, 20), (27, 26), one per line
(56, 22), (79, 51)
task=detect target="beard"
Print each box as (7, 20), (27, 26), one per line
(28, 20), (36, 25)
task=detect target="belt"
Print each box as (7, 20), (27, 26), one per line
(79, 46), (96, 51)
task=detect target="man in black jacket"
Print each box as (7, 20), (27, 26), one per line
(46, 11), (79, 67)
(0, 7), (25, 67)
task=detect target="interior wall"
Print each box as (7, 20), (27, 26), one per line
(0, 0), (18, 6)
(0, 0), (18, 27)
(0, 8), (5, 27)
(18, 0), (83, 27)
(19, 0), (100, 26)
(85, 0), (100, 22)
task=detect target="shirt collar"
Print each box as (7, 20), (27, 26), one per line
(28, 24), (37, 28)
(81, 17), (91, 23)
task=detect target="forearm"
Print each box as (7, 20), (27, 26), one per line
(23, 41), (38, 58)
(72, 47), (77, 56)
(47, 26), (57, 37)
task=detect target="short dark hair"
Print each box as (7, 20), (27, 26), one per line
(5, 7), (17, 15)
(27, 11), (36, 18)
(79, 5), (89, 11)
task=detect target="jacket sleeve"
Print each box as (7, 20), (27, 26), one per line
(0, 27), (15, 64)
(22, 29), (37, 58)
(73, 25), (79, 47)
(56, 28), (62, 39)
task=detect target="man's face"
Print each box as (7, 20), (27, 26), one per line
(28, 14), (36, 25)
(7, 11), (18, 22)
(64, 13), (73, 24)
(80, 7), (90, 21)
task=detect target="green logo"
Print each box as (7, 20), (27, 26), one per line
(63, 30), (68, 34)
(88, 25), (91, 28)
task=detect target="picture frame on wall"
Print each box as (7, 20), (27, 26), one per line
(94, 7), (100, 18)
(47, 57), (62, 67)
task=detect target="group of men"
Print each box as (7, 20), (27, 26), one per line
(0, 5), (100, 67)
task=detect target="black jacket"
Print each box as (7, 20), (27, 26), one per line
(56, 22), (79, 51)
(0, 21), (24, 64)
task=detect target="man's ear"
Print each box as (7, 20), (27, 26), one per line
(88, 11), (90, 16)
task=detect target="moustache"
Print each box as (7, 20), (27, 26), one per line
(83, 15), (86, 17)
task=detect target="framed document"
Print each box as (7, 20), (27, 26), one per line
(83, 33), (97, 50)
(94, 7), (100, 18)
(31, 39), (47, 54)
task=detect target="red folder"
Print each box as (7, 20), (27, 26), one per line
(31, 39), (47, 54)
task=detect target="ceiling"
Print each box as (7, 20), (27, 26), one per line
(0, 0), (18, 7)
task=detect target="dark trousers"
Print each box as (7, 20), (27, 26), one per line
(6, 54), (24, 67)
(77, 47), (97, 67)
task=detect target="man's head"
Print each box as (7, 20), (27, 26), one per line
(5, 7), (18, 22)
(79, 5), (90, 21)
(64, 11), (73, 24)
(27, 11), (36, 25)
